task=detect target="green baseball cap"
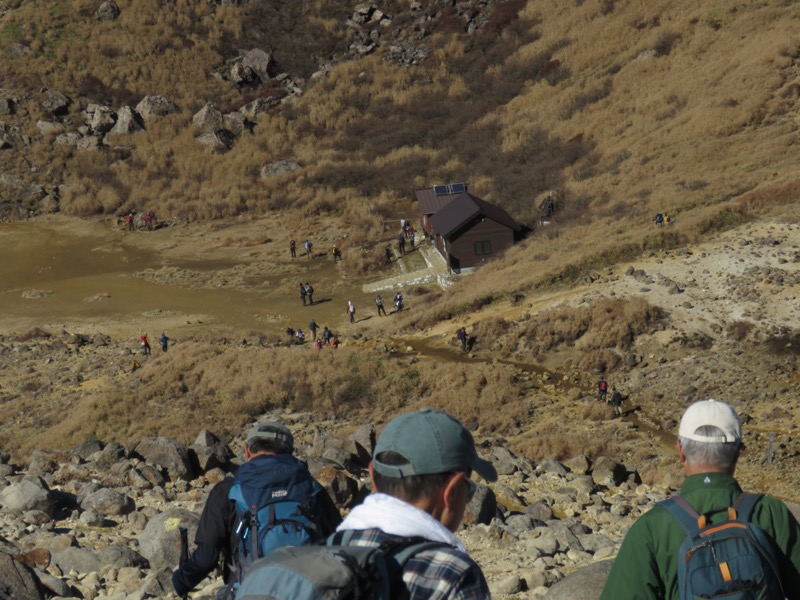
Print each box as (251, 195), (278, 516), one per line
(246, 421), (294, 450)
(373, 409), (497, 482)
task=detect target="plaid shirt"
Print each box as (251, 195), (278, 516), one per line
(328, 527), (491, 600)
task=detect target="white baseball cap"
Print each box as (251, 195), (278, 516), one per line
(678, 399), (742, 443)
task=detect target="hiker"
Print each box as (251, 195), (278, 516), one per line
(289, 239), (296, 258)
(144, 211), (153, 231)
(598, 378), (608, 402)
(322, 326), (332, 345)
(394, 291), (404, 311)
(126, 211), (134, 231)
(139, 333), (151, 356)
(305, 282), (314, 306)
(384, 247), (392, 265)
(328, 408), (496, 598)
(600, 399), (800, 599)
(286, 327), (295, 339)
(314, 338), (323, 350)
(398, 233), (406, 255)
(308, 319), (318, 340)
(346, 300), (356, 323)
(171, 422), (341, 598)
(331, 245), (341, 263)
(611, 387), (622, 416)
(159, 332), (169, 353)
(304, 239), (312, 258)
(375, 295), (386, 317)
(330, 335), (339, 349)
(295, 329), (305, 344)
(456, 327), (467, 353)
(654, 213), (664, 227)
(130, 358), (140, 373)
(299, 282), (307, 306)
(665, 212), (672, 226)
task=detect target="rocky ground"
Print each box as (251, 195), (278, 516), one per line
(1, 212), (800, 598)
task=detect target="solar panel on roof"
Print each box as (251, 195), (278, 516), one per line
(433, 182), (467, 196)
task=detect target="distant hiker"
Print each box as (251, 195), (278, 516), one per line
(299, 282), (307, 306)
(400, 218), (406, 232)
(126, 212), (134, 231)
(305, 282), (314, 306)
(171, 422), (341, 598)
(331, 245), (341, 263)
(289, 239), (296, 258)
(598, 379), (608, 403)
(137, 212), (146, 230)
(456, 327), (467, 353)
(665, 212), (672, 226)
(330, 335), (339, 349)
(160, 332), (169, 353)
(130, 358), (140, 373)
(654, 213), (664, 227)
(347, 300), (356, 323)
(286, 327), (295, 338)
(322, 326), (332, 345)
(314, 339), (323, 350)
(611, 388), (623, 416)
(308, 319), (318, 340)
(139, 333), (151, 356)
(145, 211), (153, 231)
(384, 247), (392, 265)
(296, 329), (305, 344)
(375, 295), (386, 317)
(410, 230), (416, 249)
(304, 239), (312, 258)
(398, 234), (406, 255)
(394, 292), (404, 311)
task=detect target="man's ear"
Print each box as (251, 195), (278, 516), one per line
(368, 462), (378, 492)
(244, 443), (253, 461)
(441, 472), (463, 510)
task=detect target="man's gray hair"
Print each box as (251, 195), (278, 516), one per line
(679, 426), (740, 472)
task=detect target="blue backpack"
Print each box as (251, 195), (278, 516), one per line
(226, 456), (322, 590)
(660, 493), (784, 600)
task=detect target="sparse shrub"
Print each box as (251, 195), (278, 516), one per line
(726, 320), (754, 341)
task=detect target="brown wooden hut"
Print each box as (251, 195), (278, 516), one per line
(427, 191), (520, 272)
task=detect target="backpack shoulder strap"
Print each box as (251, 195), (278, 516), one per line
(659, 496), (704, 535)
(390, 539), (449, 567)
(732, 492), (763, 523)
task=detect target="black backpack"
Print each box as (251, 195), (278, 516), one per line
(235, 535), (445, 600)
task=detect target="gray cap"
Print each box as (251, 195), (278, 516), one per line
(372, 408), (497, 482)
(246, 422), (294, 450)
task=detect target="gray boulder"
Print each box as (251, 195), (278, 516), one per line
(52, 546), (102, 575)
(196, 128), (236, 153)
(99, 544), (149, 569)
(544, 559), (614, 600)
(134, 437), (195, 481)
(462, 483), (497, 526)
(95, 0), (120, 21)
(591, 456), (627, 488)
(0, 551), (45, 600)
(241, 48), (274, 83)
(134, 95), (177, 121)
(189, 431), (234, 474)
(80, 487), (135, 516)
(138, 508), (199, 570)
(89, 105), (116, 133)
(260, 158), (301, 179)
(109, 106), (144, 134)
(192, 103), (224, 130)
(0, 478), (55, 516)
(41, 89), (70, 115)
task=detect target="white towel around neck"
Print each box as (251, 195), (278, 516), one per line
(337, 492), (468, 554)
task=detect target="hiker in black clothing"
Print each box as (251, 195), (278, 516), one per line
(289, 239), (296, 258)
(398, 234), (406, 255)
(171, 422), (341, 597)
(300, 283), (307, 306)
(375, 295), (387, 317)
(611, 388), (623, 416)
(305, 283), (314, 306)
(384, 247), (392, 264)
(456, 327), (467, 352)
(160, 332), (169, 353)
(322, 326), (332, 345)
(394, 292), (404, 311)
(308, 319), (318, 340)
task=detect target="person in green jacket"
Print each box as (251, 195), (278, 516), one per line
(600, 399), (800, 600)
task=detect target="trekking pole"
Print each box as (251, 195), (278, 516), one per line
(179, 526), (189, 600)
